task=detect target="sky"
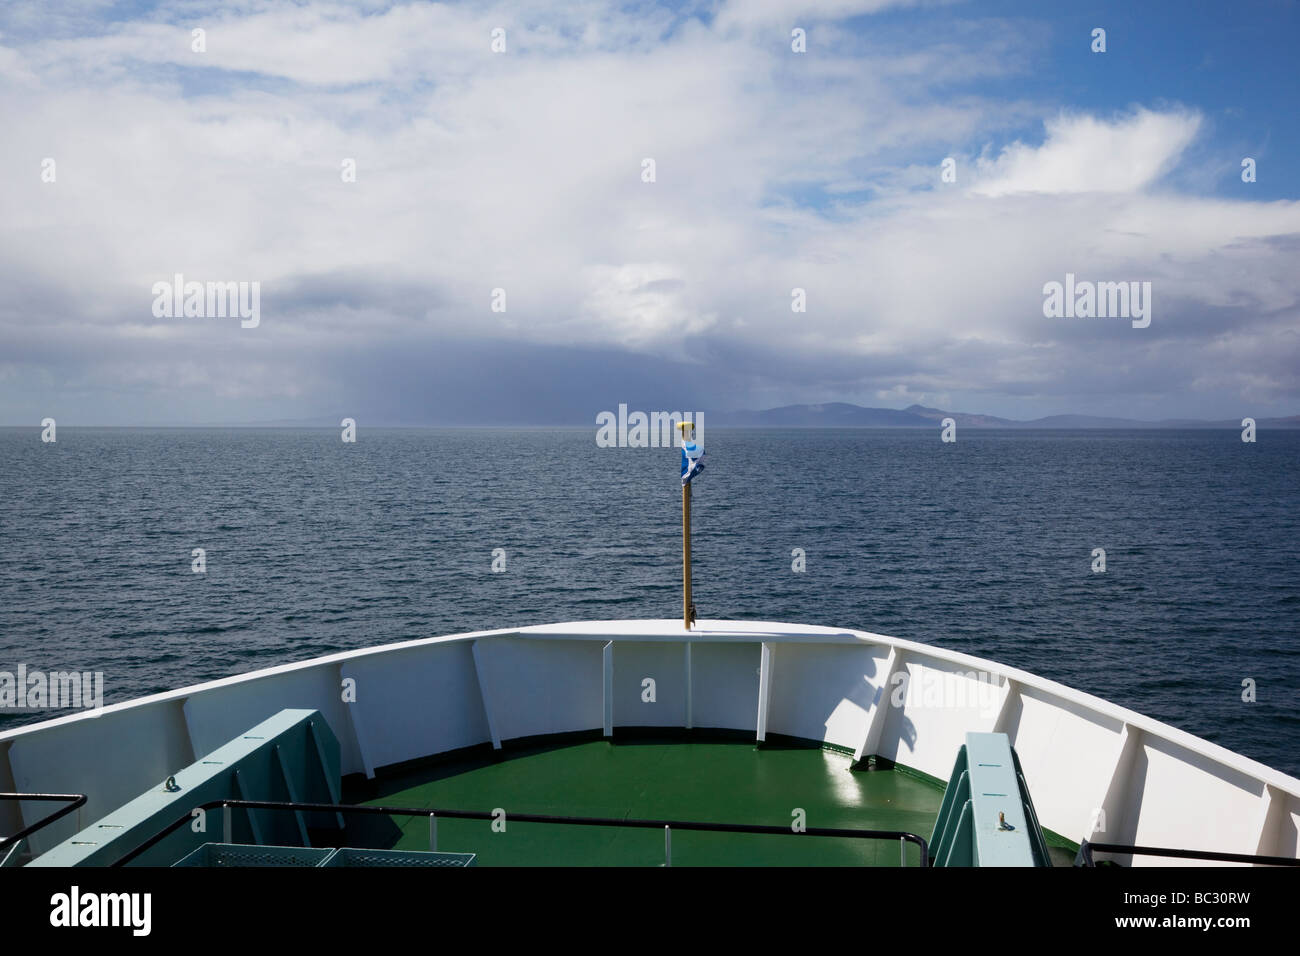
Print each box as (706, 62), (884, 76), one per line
(1, 0), (1297, 425)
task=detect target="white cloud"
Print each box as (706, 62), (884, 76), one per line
(0, 0), (1296, 423)
(716, 0), (942, 31)
(970, 108), (1202, 196)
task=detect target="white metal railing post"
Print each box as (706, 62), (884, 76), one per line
(665, 825), (671, 867)
(900, 836), (905, 867)
(429, 812), (437, 851)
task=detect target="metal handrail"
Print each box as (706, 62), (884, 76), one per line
(111, 797), (930, 867)
(1076, 839), (1300, 867)
(0, 792), (88, 854)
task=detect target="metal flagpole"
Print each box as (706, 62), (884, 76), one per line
(677, 420), (698, 630)
(683, 479), (693, 629)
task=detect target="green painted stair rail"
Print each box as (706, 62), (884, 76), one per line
(929, 732), (1050, 867)
(29, 709), (342, 867)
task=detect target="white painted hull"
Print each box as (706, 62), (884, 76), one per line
(3, 619), (1297, 865)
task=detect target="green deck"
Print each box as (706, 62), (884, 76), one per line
(340, 736), (1077, 866)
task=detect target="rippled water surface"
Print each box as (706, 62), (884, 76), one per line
(2, 427), (1297, 776)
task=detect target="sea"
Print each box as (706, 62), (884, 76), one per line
(2, 426), (1297, 776)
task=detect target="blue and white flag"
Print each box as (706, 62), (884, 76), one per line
(681, 440), (705, 485)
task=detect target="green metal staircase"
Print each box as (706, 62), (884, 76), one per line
(930, 732), (1051, 866)
(29, 709), (342, 867)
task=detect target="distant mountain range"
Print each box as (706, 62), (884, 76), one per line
(709, 403), (1300, 429)
(37, 403), (1298, 428)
